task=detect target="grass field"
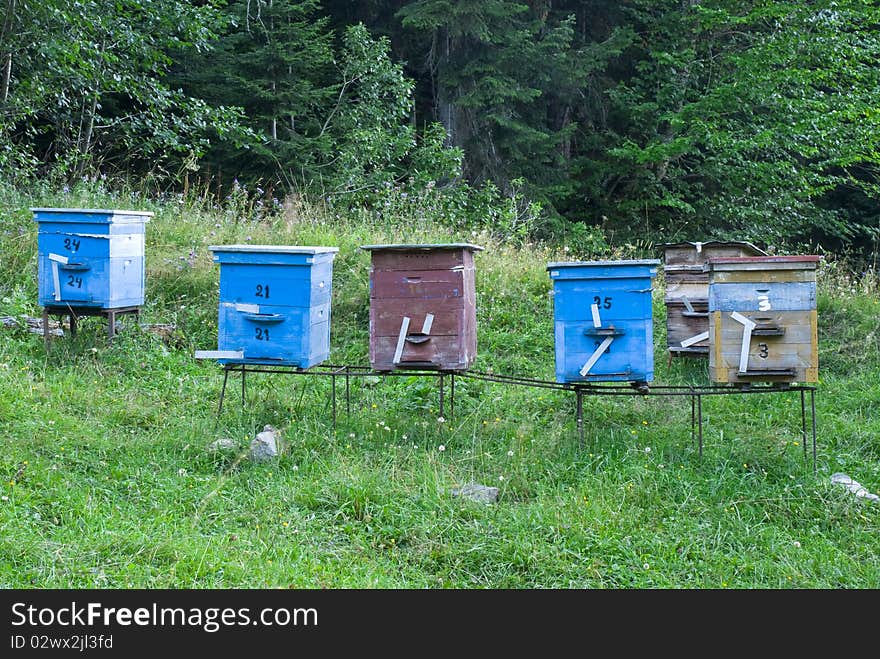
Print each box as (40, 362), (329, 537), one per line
(1, 182), (878, 588)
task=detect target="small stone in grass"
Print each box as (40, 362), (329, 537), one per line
(451, 482), (499, 504)
(207, 437), (237, 452)
(249, 425), (279, 462)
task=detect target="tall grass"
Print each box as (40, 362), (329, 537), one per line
(0, 180), (877, 588)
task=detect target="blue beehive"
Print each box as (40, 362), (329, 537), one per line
(547, 259), (660, 383)
(209, 245), (338, 366)
(32, 207), (152, 309)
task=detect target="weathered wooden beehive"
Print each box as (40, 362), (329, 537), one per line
(362, 243), (483, 371)
(547, 259), (659, 383)
(33, 207), (152, 309)
(662, 241), (766, 355)
(708, 255), (820, 384)
(207, 245), (338, 366)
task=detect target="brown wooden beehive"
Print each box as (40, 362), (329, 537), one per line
(662, 241), (767, 356)
(708, 255), (820, 384)
(361, 243), (483, 371)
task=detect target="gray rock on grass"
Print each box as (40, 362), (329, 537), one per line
(451, 482), (499, 504)
(831, 473), (880, 503)
(207, 437), (238, 452)
(249, 425), (280, 462)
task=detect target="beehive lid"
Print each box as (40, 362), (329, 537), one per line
(661, 240), (765, 253)
(31, 208), (153, 223)
(547, 259), (660, 269)
(662, 241), (766, 269)
(360, 243), (484, 252)
(209, 245), (339, 254)
(547, 259), (660, 279)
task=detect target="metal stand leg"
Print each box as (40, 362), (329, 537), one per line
(69, 313), (77, 338)
(450, 373), (455, 421)
(576, 389), (584, 447)
(690, 390), (696, 449)
(811, 388), (817, 472)
(331, 374), (337, 430)
(800, 389), (807, 461)
(241, 365), (246, 405)
(107, 310), (116, 339)
(345, 366), (351, 417)
(697, 394), (703, 458)
(439, 373), (445, 419)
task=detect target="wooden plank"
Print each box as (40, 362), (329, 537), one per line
(370, 268), (467, 299)
(664, 282), (708, 301)
(680, 330), (710, 348)
(195, 350), (244, 360)
(580, 337), (615, 376)
(666, 296), (710, 349)
(715, 342), (818, 361)
(370, 299), (466, 336)
(392, 316), (411, 364)
(368, 248), (474, 272)
(710, 269), (817, 284)
(371, 334), (475, 371)
(710, 311), (727, 382)
(710, 281), (816, 312)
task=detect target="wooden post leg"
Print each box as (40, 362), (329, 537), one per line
(108, 310), (116, 339)
(69, 313), (77, 338)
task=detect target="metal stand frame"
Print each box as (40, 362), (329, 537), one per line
(42, 304), (140, 344)
(564, 382), (817, 471)
(210, 362), (817, 470)
(215, 362), (459, 427)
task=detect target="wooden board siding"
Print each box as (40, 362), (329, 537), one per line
(708, 254), (819, 384)
(33, 208), (151, 310)
(662, 241), (767, 355)
(210, 246), (338, 367)
(363, 244), (482, 372)
(548, 260), (658, 383)
(709, 310), (818, 383)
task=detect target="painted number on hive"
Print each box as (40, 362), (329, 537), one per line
(758, 343), (769, 359)
(255, 284), (270, 298)
(66, 275), (83, 288)
(593, 296), (612, 309)
(63, 237), (81, 251)
(255, 327), (270, 341)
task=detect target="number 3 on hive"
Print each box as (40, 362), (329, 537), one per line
(255, 327), (270, 341)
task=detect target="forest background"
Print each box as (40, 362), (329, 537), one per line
(2, 0), (879, 260)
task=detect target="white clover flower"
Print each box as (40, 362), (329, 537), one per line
(438, 445), (446, 452)
(644, 446), (651, 454)
(507, 450), (514, 457)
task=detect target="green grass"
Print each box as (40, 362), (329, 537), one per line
(0, 182), (878, 588)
